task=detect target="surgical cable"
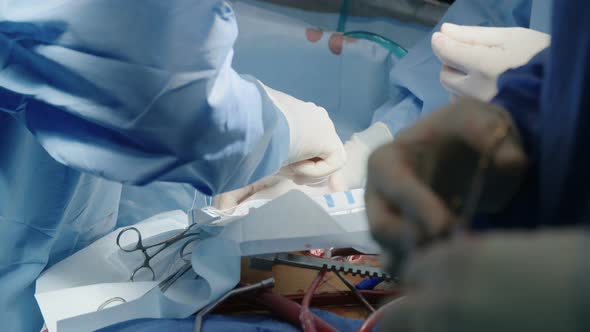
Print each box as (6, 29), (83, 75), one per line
(343, 31), (408, 58)
(337, 0), (408, 58)
(337, 0), (352, 32)
(300, 269), (327, 332)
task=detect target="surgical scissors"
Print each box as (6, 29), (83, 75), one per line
(116, 222), (202, 281)
(97, 243), (196, 311)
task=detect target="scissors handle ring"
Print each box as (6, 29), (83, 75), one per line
(116, 227), (144, 252)
(97, 297), (127, 311)
(130, 264), (156, 281)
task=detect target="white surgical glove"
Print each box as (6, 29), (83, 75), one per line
(214, 175), (281, 211)
(215, 84), (345, 210)
(262, 83), (346, 179)
(214, 174), (335, 211)
(217, 175), (334, 209)
(432, 23), (550, 101)
(214, 123), (391, 211)
(329, 122), (393, 192)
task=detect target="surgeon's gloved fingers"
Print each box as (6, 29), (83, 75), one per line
(328, 173), (348, 192)
(439, 64), (469, 95)
(286, 115), (346, 176)
(440, 23), (509, 45)
(214, 176), (282, 210)
(436, 99), (501, 143)
(435, 25), (550, 71)
(259, 81), (345, 178)
(365, 188), (404, 239)
(367, 143), (454, 240)
(434, 25), (550, 103)
(365, 185), (417, 274)
(432, 32), (490, 74)
(396, 174), (454, 239)
(441, 23), (551, 51)
(288, 159), (333, 178)
(440, 64), (497, 102)
(493, 139), (527, 169)
(238, 176), (313, 202)
(214, 189), (243, 210)
(329, 123), (394, 191)
(414, 98), (527, 213)
(447, 99), (527, 169)
(371, 99), (526, 226)
(287, 144), (346, 178)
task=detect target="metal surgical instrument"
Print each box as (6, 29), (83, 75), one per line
(249, 253), (394, 281)
(116, 222), (201, 281)
(334, 271), (376, 313)
(96, 259), (195, 311)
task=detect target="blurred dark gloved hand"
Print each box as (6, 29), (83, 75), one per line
(365, 98), (527, 271)
(379, 229), (590, 332)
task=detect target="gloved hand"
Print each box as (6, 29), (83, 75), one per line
(380, 229), (590, 332)
(262, 83), (346, 179)
(215, 84), (345, 210)
(214, 174), (334, 210)
(329, 122), (393, 192)
(365, 98), (527, 264)
(215, 122), (392, 210)
(432, 23), (550, 101)
(214, 175), (282, 211)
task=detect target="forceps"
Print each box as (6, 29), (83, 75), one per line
(97, 243), (196, 311)
(116, 222), (202, 281)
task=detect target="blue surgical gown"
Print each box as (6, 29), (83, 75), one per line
(372, 0), (551, 136)
(0, 1), (290, 331)
(480, 0), (590, 228)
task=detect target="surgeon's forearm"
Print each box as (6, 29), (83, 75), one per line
(491, 49), (547, 162)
